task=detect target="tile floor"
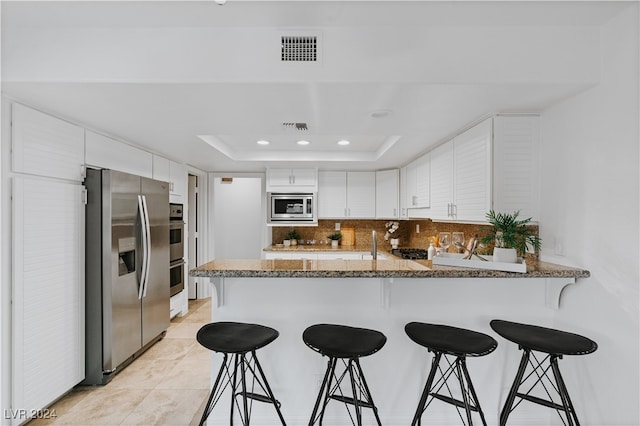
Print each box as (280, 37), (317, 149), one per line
(29, 298), (212, 426)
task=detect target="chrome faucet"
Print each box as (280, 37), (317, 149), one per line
(371, 230), (377, 260)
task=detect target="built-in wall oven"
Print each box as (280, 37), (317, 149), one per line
(169, 203), (185, 296)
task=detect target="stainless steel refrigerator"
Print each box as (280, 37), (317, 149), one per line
(84, 168), (170, 385)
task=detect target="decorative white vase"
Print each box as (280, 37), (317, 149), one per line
(390, 238), (399, 249)
(283, 239), (291, 247)
(331, 240), (339, 248)
(493, 247), (518, 263)
(290, 239), (297, 246)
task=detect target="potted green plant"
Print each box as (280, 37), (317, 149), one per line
(480, 210), (541, 263)
(327, 231), (342, 248)
(287, 230), (301, 246)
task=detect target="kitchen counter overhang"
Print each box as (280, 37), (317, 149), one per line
(190, 258), (590, 279)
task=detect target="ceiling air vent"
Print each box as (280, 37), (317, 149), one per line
(282, 122), (309, 131)
(281, 36), (317, 62)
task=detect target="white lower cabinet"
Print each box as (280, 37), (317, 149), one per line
(264, 251), (386, 260)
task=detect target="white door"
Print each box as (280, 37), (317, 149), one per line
(212, 176), (264, 259)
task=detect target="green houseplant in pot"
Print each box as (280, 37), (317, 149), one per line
(480, 210), (541, 263)
(327, 231), (342, 248)
(287, 230), (301, 246)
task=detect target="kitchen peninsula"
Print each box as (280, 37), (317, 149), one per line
(190, 255), (589, 425)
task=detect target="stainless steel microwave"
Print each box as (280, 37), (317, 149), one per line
(267, 193), (317, 224)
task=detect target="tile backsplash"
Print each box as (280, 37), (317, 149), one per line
(271, 219), (539, 259)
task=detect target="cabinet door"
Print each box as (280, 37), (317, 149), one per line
(291, 168), (317, 187)
(266, 168), (317, 192)
(493, 115), (539, 221)
(12, 176), (85, 417)
(318, 171), (347, 218)
(453, 118), (492, 221)
(346, 172), (375, 218)
(429, 142), (454, 220)
(376, 169), (399, 218)
(169, 161), (188, 200)
(405, 153), (430, 212)
(12, 103), (85, 182)
(267, 168), (293, 188)
(85, 131), (153, 178)
(152, 155), (171, 183)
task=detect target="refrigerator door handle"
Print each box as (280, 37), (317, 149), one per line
(137, 195), (149, 300)
(141, 195), (152, 298)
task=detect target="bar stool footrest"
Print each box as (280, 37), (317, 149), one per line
(235, 392), (281, 407)
(516, 393), (568, 411)
(329, 394), (374, 409)
(431, 393), (479, 411)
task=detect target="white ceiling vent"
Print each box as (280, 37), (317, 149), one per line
(281, 36), (318, 62)
(282, 122), (309, 131)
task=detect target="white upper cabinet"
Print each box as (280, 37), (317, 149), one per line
(12, 103), (85, 182)
(453, 118), (493, 221)
(85, 130), (153, 178)
(318, 171), (375, 219)
(266, 168), (318, 192)
(429, 142), (454, 220)
(375, 169), (399, 218)
(429, 118), (492, 221)
(152, 155), (187, 201)
(152, 154), (171, 182)
(405, 153), (431, 214)
(169, 160), (188, 201)
(493, 115), (540, 221)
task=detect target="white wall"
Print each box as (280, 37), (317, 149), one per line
(539, 4), (639, 425)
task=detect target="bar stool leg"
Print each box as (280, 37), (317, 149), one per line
(200, 353), (229, 426)
(411, 352), (443, 426)
(500, 349), (531, 426)
(354, 358), (382, 426)
(230, 354), (240, 426)
(239, 354), (250, 426)
(455, 358), (474, 425)
(309, 357), (337, 426)
(550, 356), (579, 426)
(460, 358), (488, 426)
(252, 351), (287, 425)
(347, 359), (362, 426)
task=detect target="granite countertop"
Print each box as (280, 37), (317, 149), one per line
(190, 257), (591, 279)
(264, 243), (376, 252)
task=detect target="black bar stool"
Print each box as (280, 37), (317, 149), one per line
(490, 319), (598, 426)
(303, 323), (387, 426)
(405, 322), (498, 426)
(196, 321), (286, 426)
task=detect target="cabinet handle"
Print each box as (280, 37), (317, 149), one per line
(292, 175), (295, 185)
(394, 208), (397, 217)
(412, 195), (417, 206)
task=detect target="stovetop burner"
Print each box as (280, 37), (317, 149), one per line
(392, 248), (430, 260)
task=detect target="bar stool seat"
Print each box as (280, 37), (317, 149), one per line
(490, 319), (597, 426)
(303, 324), (386, 426)
(196, 322), (286, 426)
(405, 322), (497, 426)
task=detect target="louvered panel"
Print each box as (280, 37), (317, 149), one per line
(12, 104), (85, 182)
(454, 119), (492, 221)
(12, 177), (85, 424)
(493, 116), (540, 220)
(429, 143), (453, 219)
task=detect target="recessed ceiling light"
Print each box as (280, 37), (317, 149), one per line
(297, 140), (310, 146)
(370, 109), (393, 118)
(214, 0), (227, 5)
(337, 140), (350, 146)
(256, 140), (270, 145)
